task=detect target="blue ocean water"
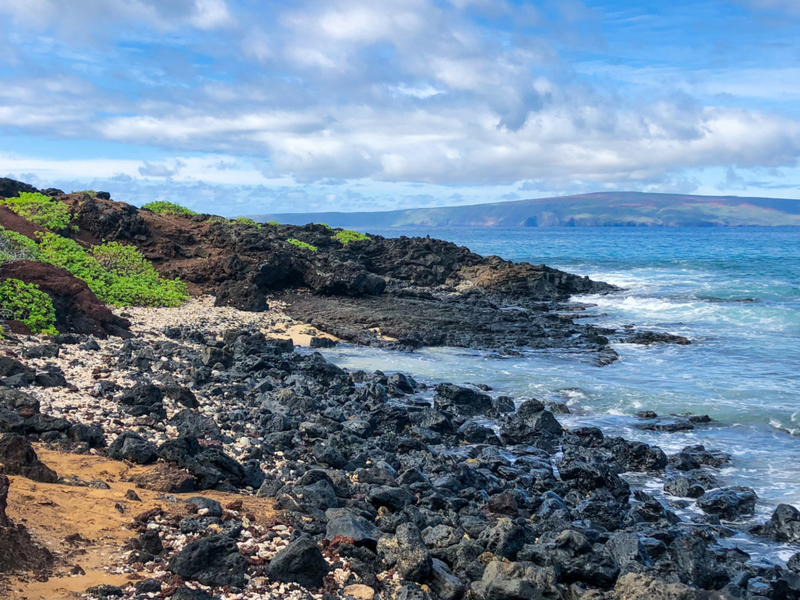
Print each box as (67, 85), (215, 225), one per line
(322, 227), (800, 560)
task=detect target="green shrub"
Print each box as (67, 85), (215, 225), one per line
(317, 223), (332, 230)
(232, 217), (261, 228)
(72, 189), (97, 196)
(2, 192), (74, 231)
(141, 201), (197, 217)
(0, 228), (40, 263)
(266, 221), (280, 227)
(287, 238), (317, 252)
(334, 229), (370, 245)
(37, 234), (188, 308)
(0, 278), (58, 335)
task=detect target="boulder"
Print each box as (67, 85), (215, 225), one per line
(265, 536), (329, 589)
(214, 279), (268, 312)
(168, 534), (247, 587)
(0, 433), (57, 482)
(107, 432), (158, 465)
(170, 410), (222, 440)
(769, 504), (800, 543)
(434, 384), (492, 417)
(471, 560), (560, 600)
(697, 487), (757, 521)
(377, 523), (431, 582)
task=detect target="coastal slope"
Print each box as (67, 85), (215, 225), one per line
(253, 191), (800, 228)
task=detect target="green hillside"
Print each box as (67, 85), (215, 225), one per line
(252, 191), (800, 228)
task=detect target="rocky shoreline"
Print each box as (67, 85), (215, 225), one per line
(1, 299), (799, 600)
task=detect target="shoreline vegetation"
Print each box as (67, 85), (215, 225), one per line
(1, 178), (798, 600)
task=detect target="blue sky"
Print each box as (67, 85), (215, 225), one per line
(1, 0), (800, 215)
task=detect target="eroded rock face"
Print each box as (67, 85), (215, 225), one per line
(0, 261), (131, 339)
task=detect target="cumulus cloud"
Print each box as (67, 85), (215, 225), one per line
(0, 0), (799, 210)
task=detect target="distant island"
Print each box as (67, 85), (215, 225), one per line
(252, 191), (800, 228)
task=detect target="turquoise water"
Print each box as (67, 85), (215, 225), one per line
(322, 227), (800, 557)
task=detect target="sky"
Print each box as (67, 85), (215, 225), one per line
(1, 0), (800, 216)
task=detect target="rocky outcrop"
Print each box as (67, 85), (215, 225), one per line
(0, 261), (131, 338)
(0, 433), (58, 483)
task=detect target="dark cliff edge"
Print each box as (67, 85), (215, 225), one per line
(0, 179), (695, 363)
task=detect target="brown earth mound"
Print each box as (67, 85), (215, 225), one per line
(0, 261), (131, 338)
(0, 205), (48, 240)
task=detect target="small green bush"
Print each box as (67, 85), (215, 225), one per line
(37, 234), (189, 308)
(141, 201), (197, 217)
(317, 223), (332, 230)
(232, 217), (261, 228)
(266, 221), (280, 226)
(0, 278), (58, 335)
(334, 229), (370, 245)
(2, 192), (74, 231)
(0, 228), (40, 263)
(287, 238), (317, 252)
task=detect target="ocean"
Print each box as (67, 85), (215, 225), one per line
(321, 226), (800, 561)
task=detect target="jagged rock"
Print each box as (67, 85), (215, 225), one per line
(471, 560), (560, 600)
(434, 384), (493, 417)
(265, 536), (329, 588)
(697, 487), (757, 521)
(0, 433), (57, 482)
(214, 278), (268, 312)
(377, 523), (432, 582)
(168, 534), (247, 587)
(170, 410), (222, 440)
(107, 432), (158, 465)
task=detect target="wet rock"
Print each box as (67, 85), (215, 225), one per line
(628, 332), (691, 346)
(265, 535), (329, 589)
(697, 487), (757, 521)
(434, 384), (493, 417)
(107, 432), (158, 465)
(0, 433), (57, 482)
(768, 504), (800, 543)
(168, 534), (247, 587)
(664, 476), (705, 499)
(310, 336), (337, 348)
